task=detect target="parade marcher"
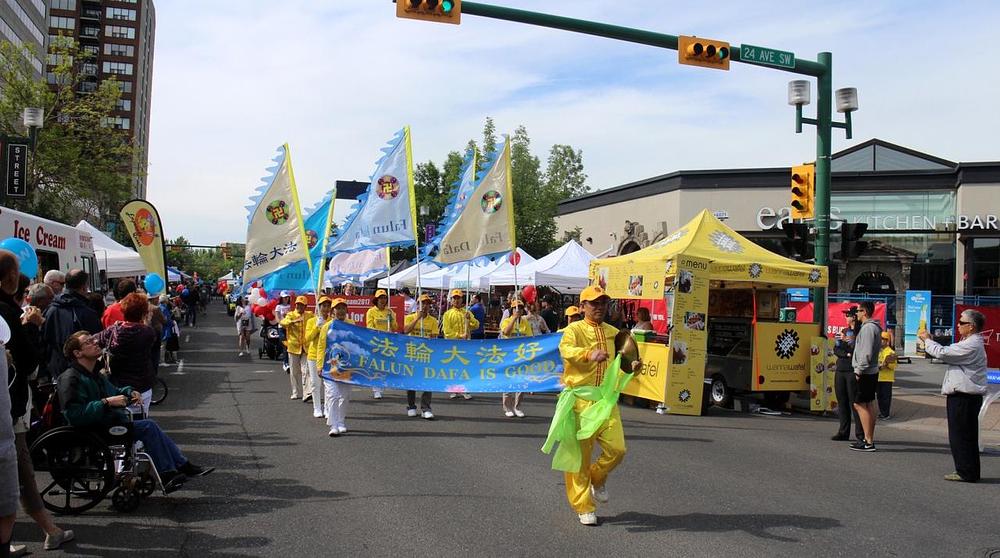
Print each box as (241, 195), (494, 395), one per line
(546, 286), (638, 526)
(364, 289), (395, 400)
(280, 296), (313, 401)
(831, 308), (863, 441)
(443, 289), (478, 400)
(500, 299), (532, 417)
(920, 309), (988, 482)
(560, 306), (582, 331)
(876, 332), (897, 419)
(318, 298), (354, 436)
(304, 297), (333, 419)
(850, 301), (882, 452)
(403, 294), (438, 419)
(93, 293), (159, 416)
(469, 294), (486, 340)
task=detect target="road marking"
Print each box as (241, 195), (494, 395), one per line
(172, 359), (187, 375)
(185, 334), (190, 343)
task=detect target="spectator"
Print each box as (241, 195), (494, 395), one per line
(24, 284), (55, 412)
(525, 301), (551, 336)
(539, 297), (559, 334)
(0, 256), (38, 435)
(920, 309), (988, 482)
(102, 279), (138, 328)
(632, 307), (654, 331)
(146, 293), (166, 371)
(876, 332), (897, 419)
(92, 293), (158, 416)
(234, 297), (253, 357)
(399, 287), (416, 314)
(850, 301), (882, 452)
(181, 283), (200, 327)
(43, 270), (65, 297)
(1, 320), (21, 558)
(58, 331), (213, 493)
(831, 308), (863, 441)
(469, 294), (486, 340)
(42, 269), (103, 386)
(160, 295), (180, 364)
(342, 282), (356, 297)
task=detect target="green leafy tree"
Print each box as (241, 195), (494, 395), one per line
(0, 39), (135, 226)
(561, 226), (583, 244)
(545, 144), (589, 199)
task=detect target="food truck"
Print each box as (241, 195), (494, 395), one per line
(0, 205), (101, 291)
(590, 210), (827, 415)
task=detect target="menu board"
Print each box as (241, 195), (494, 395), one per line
(663, 255), (709, 415)
(591, 259), (667, 300)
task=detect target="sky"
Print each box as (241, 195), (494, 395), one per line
(144, 0), (1000, 246)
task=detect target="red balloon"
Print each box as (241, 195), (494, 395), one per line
(522, 285), (536, 304)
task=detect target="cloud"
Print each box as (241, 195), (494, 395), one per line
(146, 0), (1000, 245)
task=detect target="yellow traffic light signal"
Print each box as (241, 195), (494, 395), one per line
(790, 163), (815, 219)
(678, 35), (730, 70)
(396, 0), (461, 25)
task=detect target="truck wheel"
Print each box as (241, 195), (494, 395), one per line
(710, 376), (732, 408)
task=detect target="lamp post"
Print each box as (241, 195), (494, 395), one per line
(22, 107), (44, 150)
(1, 107), (42, 206)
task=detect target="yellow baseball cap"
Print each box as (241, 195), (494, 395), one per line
(332, 298), (348, 308)
(295, 296), (309, 305)
(579, 285), (610, 303)
(881, 332), (891, 340)
(374, 289), (388, 299)
(317, 296), (332, 306)
(510, 299), (524, 308)
(450, 289), (464, 298)
(418, 294), (433, 303)
(564, 305), (581, 317)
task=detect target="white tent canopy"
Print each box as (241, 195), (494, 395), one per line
(488, 240), (593, 292)
(76, 220), (146, 278)
(376, 262), (440, 290)
(407, 248), (535, 290)
(219, 271), (235, 281)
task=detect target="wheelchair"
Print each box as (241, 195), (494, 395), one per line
(28, 410), (173, 514)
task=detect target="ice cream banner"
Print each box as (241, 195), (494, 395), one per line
(590, 259), (667, 300)
(320, 320), (563, 393)
(753, 322), (818, 391)
(664, 255), (709, 415)
(809, 336), (838, 412)
(119, 199), (166, 280)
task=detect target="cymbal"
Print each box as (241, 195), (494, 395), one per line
(615, 330), (640, 372)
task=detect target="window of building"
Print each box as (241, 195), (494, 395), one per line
(81, 62), (97, 76)
(101, 116), (130, 130)
(114, 80), (133, 94)
(51, 0), (75, 9)
(116, 99), (131, 111)
(102, 61), (133, 75)
(78, 81), (96, 93)
(8, 0), (44, 43)
(104, 25), (135, 39)
(50, 16), (76, 30)
(968, 238), (1000, 297)
(81, 26), (99, 38)
(103, 43), (134, 57)
(106, 7), (136, 21)
(82, 44), (99, 56)
(47, 53), (73, 66)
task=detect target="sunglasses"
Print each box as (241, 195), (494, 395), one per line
(958, 320), (971, 326)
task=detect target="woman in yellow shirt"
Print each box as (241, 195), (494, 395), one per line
(304, 297), (332, 419)
(364, 289), (396, 400)
(319, 298), (355, 436)
(500, 299), (532, 417)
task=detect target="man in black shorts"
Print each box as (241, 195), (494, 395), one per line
(850, 301), (882, 452)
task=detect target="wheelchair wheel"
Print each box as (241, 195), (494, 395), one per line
(111, 486), (140, 512)
(150, 377), (168, 406)
(136, 474), (156, 498)
(30, 427), (115, 515)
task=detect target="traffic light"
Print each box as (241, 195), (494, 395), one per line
(840, 223), (869, 261)
(781, 223), (813, 261)
(396, 0), (461, 24)
(678, 35), (731, 70)
(790, 163), (815, 219)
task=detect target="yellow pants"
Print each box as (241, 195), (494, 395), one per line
(563, 400), (626, 514)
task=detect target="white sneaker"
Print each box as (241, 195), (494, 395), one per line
(514, 409), (525, 418)
(337, 425), (347, 434)
(504, 410), (515, 418)
(238, 351), (245, 357)
(655, 405), (667, 415)
(421, 410), (435, 420)
(449, 393), (460, 399)
(462, 393), (473, 400)
(328, 428), (339, 437)
(578, 512), (598, 526)
(373, 390), (383, 400)
(407, 408), (418, 417)
(591, 483), (609, 503)
(290, 394), (299, 400)
(313, 410), (324, 418)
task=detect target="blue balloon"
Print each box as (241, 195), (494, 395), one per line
(0, 237), (38, 278)
(144, 272), (165, 295)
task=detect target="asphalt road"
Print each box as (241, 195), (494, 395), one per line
(13, 304), (1000, 557)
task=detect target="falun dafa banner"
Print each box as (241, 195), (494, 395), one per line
(320, 320), (563, 393)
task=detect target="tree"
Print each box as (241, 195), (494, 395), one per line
(509, 125), (557, 258)
(481, 117), (497, 164)
(545, 144), (589, 199)
(561, 226), (583, 244)
(0, 39), (135, 227)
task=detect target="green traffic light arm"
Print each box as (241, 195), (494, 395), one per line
(795, 105), (852, 139)
(460, 1), (825, 76)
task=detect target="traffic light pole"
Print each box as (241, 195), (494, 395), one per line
(455, 1), (834, 332)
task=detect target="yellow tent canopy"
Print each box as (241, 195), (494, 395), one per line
(590, 209), (828, 298)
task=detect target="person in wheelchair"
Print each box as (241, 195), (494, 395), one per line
(57, 331), (214, 492)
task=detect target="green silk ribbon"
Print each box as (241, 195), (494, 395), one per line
(541, 355), (634, 472)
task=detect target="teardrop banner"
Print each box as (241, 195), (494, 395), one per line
(120, 199), (167, 280)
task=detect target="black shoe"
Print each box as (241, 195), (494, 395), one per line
(179, 462), (215, 477)
(831, 434), (849, 441)
(849, 440), (876, 452)
(160, 471), (188, 493)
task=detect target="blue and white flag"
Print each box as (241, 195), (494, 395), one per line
(422, 149), (477, 258)
(261, 192), (335, 293)
(320, 321), (563, 393)
(325, 127), (417, 254)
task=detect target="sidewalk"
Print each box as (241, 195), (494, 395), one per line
(880, 357), (1000, 446)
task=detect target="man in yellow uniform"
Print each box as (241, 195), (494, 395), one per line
(556, 286), (627, 526)
(442, 289), (479, 400)
(315, 298), (355, 436)
(560, 306), (582, 331)
(304, 296), (332, 419)
(365, 289), (396, 400)
(403, 294), (438, 419)
(280, 296), (314, 401)
(500, 299), (532, 417)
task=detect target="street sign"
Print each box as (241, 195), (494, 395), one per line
(5, 141), (29, 198)
(740, 44), (795, 69)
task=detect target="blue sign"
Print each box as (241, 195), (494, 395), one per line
(320, 321), (564, 393)
(786, 288), (810, 302)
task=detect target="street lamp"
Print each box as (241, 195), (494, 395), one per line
(22, 107), (43, 149)
(790, 80), (856, 138)
(835, 87), (858, 140)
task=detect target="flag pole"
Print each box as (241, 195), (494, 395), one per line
(315, 187), (337, 313)
(404, 126), (422, 298)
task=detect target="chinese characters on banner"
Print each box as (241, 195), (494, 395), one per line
(663, 256), (709, 415)
(320, 321), (564, 393)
